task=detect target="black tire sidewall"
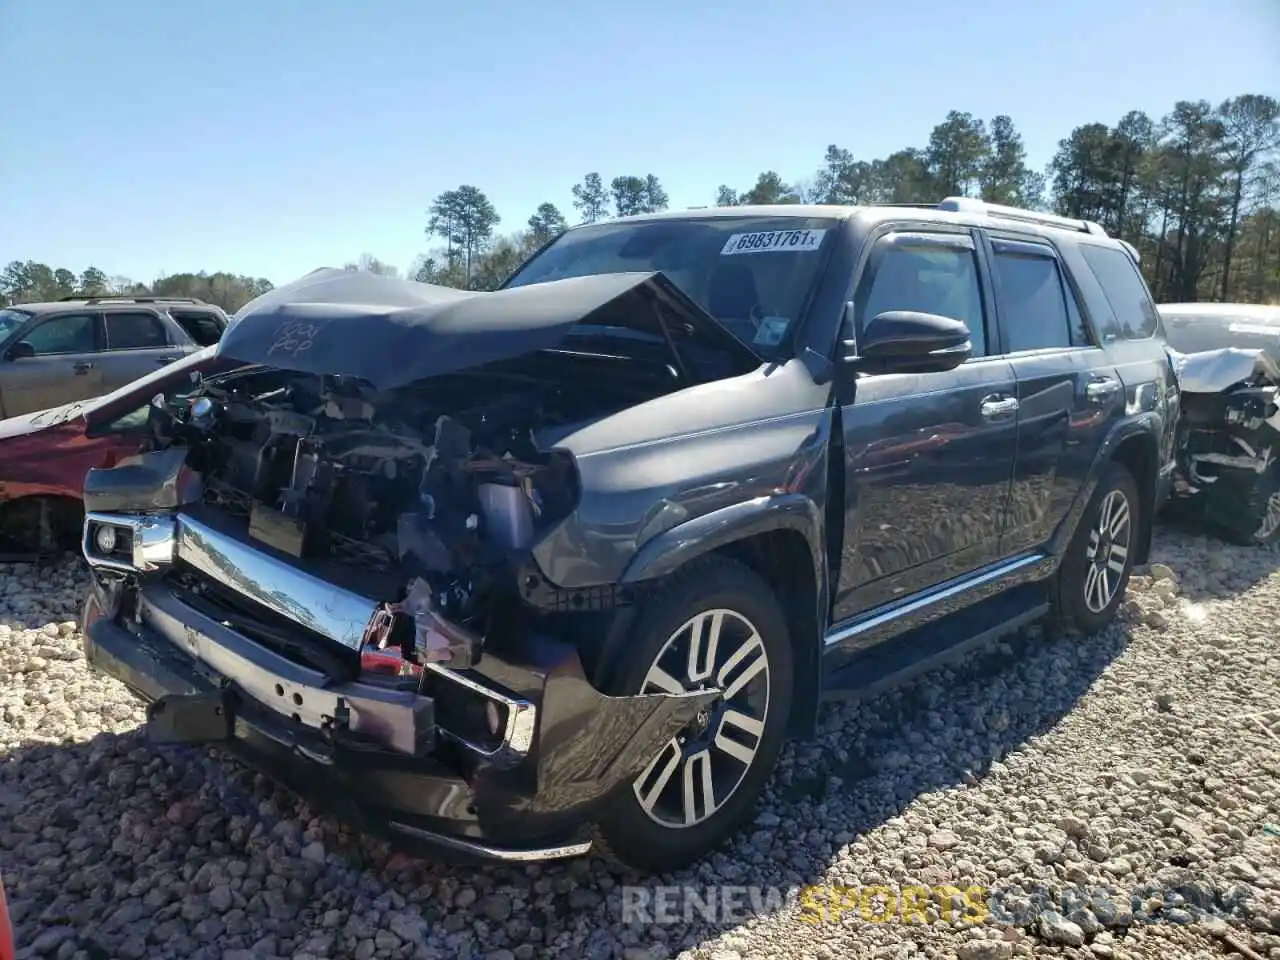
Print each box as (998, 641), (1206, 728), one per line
(1055, 462), (1142, 634)
(595, 557), (794, 873)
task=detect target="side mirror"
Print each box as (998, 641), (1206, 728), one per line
(848, 311), (972, 374)
(6, 341), (35, 361)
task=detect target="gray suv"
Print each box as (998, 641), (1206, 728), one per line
(0, 296), (228, 419)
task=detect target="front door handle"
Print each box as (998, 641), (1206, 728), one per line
(980, 395), (1019, 420)
(72, 361), (93, 375)
(1086, 376), (1122, 403)
(155, 356), (180, 365)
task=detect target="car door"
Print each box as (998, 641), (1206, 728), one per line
(99, 310), (184, 391)
(980, 232), (1124, 555)
(0, 312), (106, 417)
(830, 226), (1019, 632)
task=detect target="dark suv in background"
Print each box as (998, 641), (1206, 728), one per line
(0, 296), (229, 419)
(80, 198), (1177, 872)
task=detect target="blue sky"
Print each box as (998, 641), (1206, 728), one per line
(2, 0), (1277, 286)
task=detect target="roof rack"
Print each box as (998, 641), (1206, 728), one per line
(934, 197), (1109, 236)
(57, 295), (209, 305)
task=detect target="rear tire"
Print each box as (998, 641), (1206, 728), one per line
(593, 556), (793, 874)
(1050, 461), (1141, 634)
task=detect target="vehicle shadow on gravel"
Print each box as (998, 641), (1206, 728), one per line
(0, 619), (1137, 960)
(2, 529), (1275, 959)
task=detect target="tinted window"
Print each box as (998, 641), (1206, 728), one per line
(1079, 244), (1159, 339)
(24, 314), (97, 354)
(170, 309), (225, 346)
(105, 311), (168, 349)
(502, 216), (841, 358)
(992, 245), (1079, 352)
(856, 236), (987, 357)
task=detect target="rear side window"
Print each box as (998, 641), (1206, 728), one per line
(856, 232), (988, 357)
(105, 311), (169, 349)
(990, 240), (1088, 352)
(1079, 244), (1159, 340)
(170, 309), (226, 346)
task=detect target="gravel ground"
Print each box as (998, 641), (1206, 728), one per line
(2, 524), (1279, 960)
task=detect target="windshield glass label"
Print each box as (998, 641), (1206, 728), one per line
(720, 229), (827, 255)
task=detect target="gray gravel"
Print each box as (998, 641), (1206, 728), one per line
(2, 525), (1279, 960)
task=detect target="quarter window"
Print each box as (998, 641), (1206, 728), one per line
(1079, 243), (1160, 340)
(105, 311), (169, 349)
(23, 314), (97, 355)
(856, 234), (988, 358)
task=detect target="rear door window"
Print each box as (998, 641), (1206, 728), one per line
(105, 311), (170, 349)
(989, 239), (1089, 351)
(169, 309), (226, 346)
(1078, 243), (1160, 340)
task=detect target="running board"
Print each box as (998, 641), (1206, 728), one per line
(820, 585), (1048, 702)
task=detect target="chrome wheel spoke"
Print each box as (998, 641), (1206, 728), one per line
(713, 708), (764, 766)
(643, 665), (686, 696)
(682, 750), (716, 825)
(1107, 542), (1128, 575)
(686, 611), (725, 684)
(631, 606), (772, 829)
(636, 739), (682, 813)
(717, 631), (767, 701)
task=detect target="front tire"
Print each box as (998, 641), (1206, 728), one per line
(1050, 461), (1141, 634)
(594, 556), (793, 874)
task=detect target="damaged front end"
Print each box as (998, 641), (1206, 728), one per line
(78, 299), (723, 859)
(1169, 346), (1280, 545)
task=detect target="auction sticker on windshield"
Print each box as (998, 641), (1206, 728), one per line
(720, 229), (827, 255)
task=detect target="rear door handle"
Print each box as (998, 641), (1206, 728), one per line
(72, 361), (93, 374)
(1086, 376), (1122, 402)
(155, 356), (180, 365)
(980, 395), (1019, 420)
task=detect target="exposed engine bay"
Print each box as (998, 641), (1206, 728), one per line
(135, 363), (593, 676)
(1170, 347), (1280, 544)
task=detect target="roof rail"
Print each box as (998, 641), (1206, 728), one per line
(57, 295), (208, 305)
(935, 197), (1109, 236)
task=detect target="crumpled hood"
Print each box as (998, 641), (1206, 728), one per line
(216, 267), (760, 390)
(1169, 345), (1280, 394)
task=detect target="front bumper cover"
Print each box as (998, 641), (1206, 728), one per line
(81, 514), (717, 863)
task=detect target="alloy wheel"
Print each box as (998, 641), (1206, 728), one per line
(631, 609), (772, 829)
(1084, 489), (1132, 614)
(1255, 490), (1280, 543)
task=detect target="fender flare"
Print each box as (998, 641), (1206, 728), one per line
(619, 493), (826, 589)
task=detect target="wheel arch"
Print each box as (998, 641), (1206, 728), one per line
(619, 495), (827, 739)
(1051, 416), (1161, 565)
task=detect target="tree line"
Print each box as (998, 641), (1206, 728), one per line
(0, 262), (275, 314)
(5, 92), (1277, 310)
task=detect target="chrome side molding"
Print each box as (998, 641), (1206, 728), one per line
(825, 553), (1048, 647)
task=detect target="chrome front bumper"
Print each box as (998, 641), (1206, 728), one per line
(82, 509), (536, 764)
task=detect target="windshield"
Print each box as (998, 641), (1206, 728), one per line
(502, 215), (841, 358)
(0, 308), (32, 343)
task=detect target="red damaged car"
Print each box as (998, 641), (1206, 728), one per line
(0, 347), (226, 557)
